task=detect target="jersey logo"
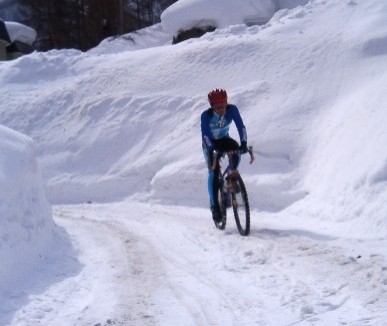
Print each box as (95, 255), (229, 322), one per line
(217, 116), (226, 128)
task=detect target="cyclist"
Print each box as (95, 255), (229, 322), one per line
(201, 88), (248, 223)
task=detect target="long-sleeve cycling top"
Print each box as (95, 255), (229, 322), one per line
(201, 104), (247, 150)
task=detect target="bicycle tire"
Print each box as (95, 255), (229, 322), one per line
(231, 174), (250, 236)
(214, 176), (227, 230)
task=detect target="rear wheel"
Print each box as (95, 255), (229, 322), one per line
(231, 174), (250, 236)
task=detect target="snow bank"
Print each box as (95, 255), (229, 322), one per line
(160, 0), (310, 37)
(89, 23), (172, 55)
(0, 125), (64, 294)
(161, 0), (276, 35)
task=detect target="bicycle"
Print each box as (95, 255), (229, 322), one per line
(212, 146), (255, 236)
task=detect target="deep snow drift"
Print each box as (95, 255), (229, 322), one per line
(0, 125), (73, 307)
(0, 0), (387, 324)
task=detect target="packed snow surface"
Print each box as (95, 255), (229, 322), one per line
(0, 0), (387, 325)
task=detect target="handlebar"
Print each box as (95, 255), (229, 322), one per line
(211, 146), (255, 171)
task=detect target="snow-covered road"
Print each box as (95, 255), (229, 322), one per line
(10, 202), (386, 326)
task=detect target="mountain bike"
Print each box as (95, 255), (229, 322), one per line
(212, 146), (255, 236)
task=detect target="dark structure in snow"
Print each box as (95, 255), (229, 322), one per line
(173, 25), (215, 44)
(0, 19), (36, 60)
(0, 19), (10, 59)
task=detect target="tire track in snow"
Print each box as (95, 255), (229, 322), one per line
(11, 209), (165, 326)
(146, 234), (239, 326)
(110, 205), (241, 326)
(55, 213), (165, 326)
(55, 206), (230, 326)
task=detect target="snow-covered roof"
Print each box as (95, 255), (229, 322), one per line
(4, 21), (36, 45)
(161, 0), (276, 35)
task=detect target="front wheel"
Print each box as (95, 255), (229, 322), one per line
(231, 174), (250, 236)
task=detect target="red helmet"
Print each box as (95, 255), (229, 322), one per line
(208, 89), (227, 107)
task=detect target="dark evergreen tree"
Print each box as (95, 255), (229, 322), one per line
(18, 0), (179, 51)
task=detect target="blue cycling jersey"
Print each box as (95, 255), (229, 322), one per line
(201, 104), (247, 149)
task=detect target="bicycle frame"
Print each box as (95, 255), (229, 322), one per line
(215, 152), (243, 201)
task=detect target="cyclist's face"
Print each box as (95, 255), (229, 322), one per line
(213, 103), (227, 116)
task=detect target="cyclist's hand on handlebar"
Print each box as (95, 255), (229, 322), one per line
(239, 141), (248, 154)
